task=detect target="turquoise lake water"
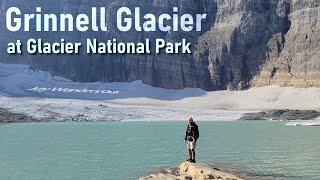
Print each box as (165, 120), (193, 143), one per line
(0, 121), (319, 180)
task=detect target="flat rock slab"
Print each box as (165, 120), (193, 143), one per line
(140, 162), (243, 180)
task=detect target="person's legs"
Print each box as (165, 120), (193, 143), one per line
(191, 149), (196, 162)
(187, 142), (192, 160)
(188, 149), (192, 160)
(191, 141), (196, 163)
(187, 141), (197, 163)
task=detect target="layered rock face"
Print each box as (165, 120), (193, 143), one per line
(194, 0), (291, 90)
(0, 0), (319, 90)
(253, 0), (320, 87)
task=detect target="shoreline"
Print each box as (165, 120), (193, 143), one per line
(1, 106), (320, 124)
(0, 104), (320, 125)
(0, 107), (46, 123)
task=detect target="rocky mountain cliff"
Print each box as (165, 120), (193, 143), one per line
(0, 0), (319, 90)
(253, 0), (320, 87)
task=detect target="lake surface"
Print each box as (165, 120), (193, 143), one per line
(0, 121), (319, 180)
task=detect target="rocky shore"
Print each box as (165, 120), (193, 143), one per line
(0, 107), (109, 124)
(239, 109), (320, 121)
(139, 162), (243, 180)
(0, 107), (44, 123)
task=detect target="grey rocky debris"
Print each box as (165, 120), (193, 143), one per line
(0, 108), (43, 123)
(239, 109), (320, 121)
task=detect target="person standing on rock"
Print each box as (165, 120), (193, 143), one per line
(184, 117), (199, 163)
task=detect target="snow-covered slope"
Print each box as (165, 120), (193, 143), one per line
(0, 63), (320, 121)
(0, 63), (206, 100)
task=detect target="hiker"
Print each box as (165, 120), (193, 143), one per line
(184, 117), (199, 163)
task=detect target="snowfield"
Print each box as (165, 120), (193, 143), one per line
(0, 63), (320, 122)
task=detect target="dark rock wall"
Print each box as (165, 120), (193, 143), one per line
(1, 0), (217, 90)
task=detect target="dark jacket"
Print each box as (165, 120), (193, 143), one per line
(184, 122), (199, 141)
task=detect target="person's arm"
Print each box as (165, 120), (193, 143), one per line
(195, 126), (199, 141)
(184, 126), (188, 141)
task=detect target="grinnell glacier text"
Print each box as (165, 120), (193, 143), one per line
(6, 7), (207, 32)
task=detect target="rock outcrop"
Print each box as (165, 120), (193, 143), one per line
(1, 0), (319, 90)
(139, 162), (243, 180)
